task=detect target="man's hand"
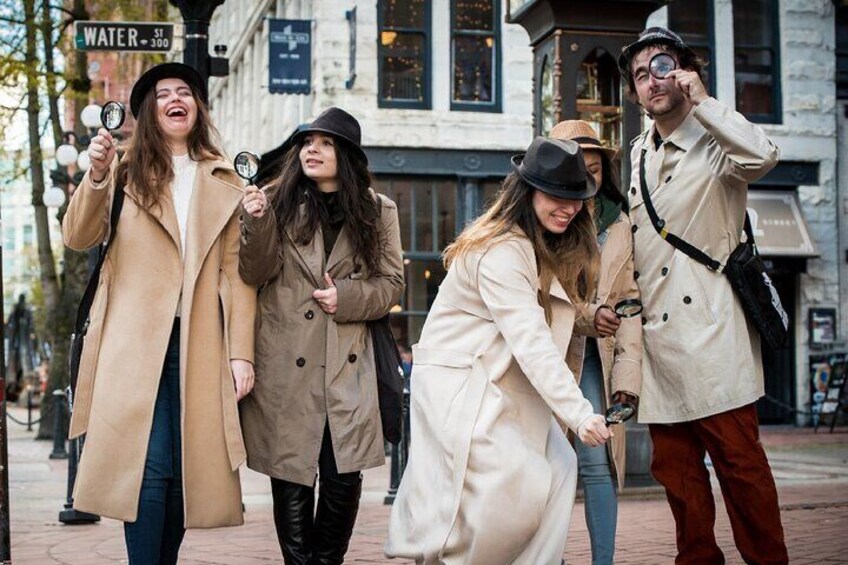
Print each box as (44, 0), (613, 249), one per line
(612, 391), (638, 406)
(231, 359), (255, 401)
(666, 69), (708, 105)
(594, 305), (621, 338)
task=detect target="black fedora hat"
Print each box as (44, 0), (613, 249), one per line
(617, 26), (697, 77)
(129, 62), (207, 118)
(511, 137), (597, 200)
(292, 107), (368, 164)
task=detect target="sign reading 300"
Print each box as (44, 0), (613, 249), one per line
(75, 21), (175, 52)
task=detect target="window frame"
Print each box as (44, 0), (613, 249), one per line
(449, 0), (502, 113)
(377, 0), (432, 110)
(667, 0), (717, 96)
(733, 0), (782, 124)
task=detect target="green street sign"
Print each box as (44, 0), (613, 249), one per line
(74, 21), (174, 52)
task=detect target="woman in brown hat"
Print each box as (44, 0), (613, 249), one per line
(386, 137), (610, 564)
(549, 120), (642, 565)
(238, 107), (404, 564)
(63, 62), (257, 563)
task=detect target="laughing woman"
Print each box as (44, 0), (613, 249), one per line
(238, 107), (404, 565)
(62, 63), (257, 564)
(386, 137), (611, 565)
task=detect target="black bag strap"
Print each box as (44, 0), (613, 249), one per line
(638, 148), (726, 272)
(73, 177), (125, 335)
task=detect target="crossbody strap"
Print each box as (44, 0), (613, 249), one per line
(73, 177), (126, 335)
(638, 148), (724, 271)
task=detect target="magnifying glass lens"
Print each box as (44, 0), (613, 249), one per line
(649, 53), (677, 79)
(101, 101), (126, 130)
(614, 299), (643, 319)
(605, 402), (636, 425)
(234, 151), (260, 182)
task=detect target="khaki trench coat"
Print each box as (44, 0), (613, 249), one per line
(62, 157), (257, 526)
(627, 97), (778, 423)
(386, 233), (596, 565)
(568, 211), (642, 490)
(238, 193), (404, 486)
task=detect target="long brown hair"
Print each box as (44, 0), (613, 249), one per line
(444, 173), (599, 318)
(117, 82), (224, 212)
(266, 138), (381, 274)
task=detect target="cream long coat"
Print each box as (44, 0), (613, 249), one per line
(568, 211), (642, 490)
(62, 158), (257, 526)
(237, 194), (404, 486)
(627, 97), (778, 423)
(385, 233), (596, 565)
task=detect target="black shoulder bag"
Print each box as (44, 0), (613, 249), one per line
(638, 149), (789, 349)
(68, 183), (126, 408)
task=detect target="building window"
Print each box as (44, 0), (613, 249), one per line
(667, 0), (715, 95)
(733, 0), (781, 123)
(451, 0), (500, 112)
(378, 0), (431, 109)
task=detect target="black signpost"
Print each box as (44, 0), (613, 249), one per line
(74, 21), (174, 52)
(816, 356), (848, 433)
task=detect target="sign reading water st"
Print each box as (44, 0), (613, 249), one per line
(75, 21), (174, 52)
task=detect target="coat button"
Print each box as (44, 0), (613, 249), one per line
(305, 309), (315, 320)
(661, 267), (668, 276)
(662, 313), (668, 322)
(296, 357), (306, 367)
(634, 271), (640, 280)
(641, 317), (647, 326)
(665, 175), (672, 183)
(683, 296), (692, 304)
(630, 187), (636, 195)
(348, 354), (357, 363)
(631, 224), (638, 234)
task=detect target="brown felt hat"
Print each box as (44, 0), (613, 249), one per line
(549, 120), (617, 160)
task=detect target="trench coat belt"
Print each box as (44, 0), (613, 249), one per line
(414, 332), (499, 562)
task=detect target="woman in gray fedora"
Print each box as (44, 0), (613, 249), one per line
(386, 137), (611, 565)
(238, 107), (404, 564)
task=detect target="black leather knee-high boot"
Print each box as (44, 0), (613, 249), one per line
(309, 474), (362, 565)
(271, 478), (315, 565)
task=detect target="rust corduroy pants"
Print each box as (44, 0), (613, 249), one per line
(649, 403), (788, 565)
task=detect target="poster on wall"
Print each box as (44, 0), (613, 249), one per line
(809, 307), (837, 345)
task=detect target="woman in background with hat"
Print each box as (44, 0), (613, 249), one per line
(386, 137), (611, 564)
(62, 62), (257, 563)
(550, 120), (642, 565)
(238, 107), (404, 564)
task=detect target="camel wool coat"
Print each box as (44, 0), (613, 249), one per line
(568, 211), (642, 490)
(386, 233), (596, 565)
(62, 157), (256, 527)
(237, 193), (404, 486)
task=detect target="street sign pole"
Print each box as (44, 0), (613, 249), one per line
(169, 0), (229, 88)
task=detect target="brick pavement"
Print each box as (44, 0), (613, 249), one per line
(5, 407), (847, 564)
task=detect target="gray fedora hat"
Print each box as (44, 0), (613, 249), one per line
(292, 107), (368, 164)
(511, 137), (597, 200)
(617, 26), (697, 76)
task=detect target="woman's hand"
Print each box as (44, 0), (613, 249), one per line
(576, 414), (612, 447)
(312, 273), (338, 314)
(242, 185), (268, 218)
(230, 359), (255, 401)
(88, 128), (116, 183)
(594, 305), (621, 338)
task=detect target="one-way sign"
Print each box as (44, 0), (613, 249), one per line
(75, 21), (174, 52)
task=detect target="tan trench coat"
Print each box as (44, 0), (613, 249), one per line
(386, 233), (596, 565)
(238, 193), (404, 486)
(62, 158), (256, 526)
(567, 211), (642, 490)
(627, 97), (778, 423)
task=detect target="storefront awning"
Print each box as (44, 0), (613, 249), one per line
(747, 191), (819, 258)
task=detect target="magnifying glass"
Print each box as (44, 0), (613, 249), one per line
(649, 53), (677, 80)
(605, 402), (636, 426)
(234, 151), (261, 185)
(100, 101), (126, 131)
(614, 298), (643, 319)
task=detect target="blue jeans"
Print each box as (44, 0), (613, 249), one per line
(124, 321), (185, 565)
(574, 338), (617, 565)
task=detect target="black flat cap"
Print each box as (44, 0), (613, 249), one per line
(129, 62), (207, 118)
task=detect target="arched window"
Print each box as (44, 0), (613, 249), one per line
(539, 55), (555, 135)
(576, 48), (621, 149)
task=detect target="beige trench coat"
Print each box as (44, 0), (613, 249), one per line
(386, 233), (596, 565)
(238, 193), (404, 486)
(568, 211), (642, 490)
(62, 158), (257, 526)
(627, 97), (778, 423)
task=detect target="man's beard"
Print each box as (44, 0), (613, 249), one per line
(646, 87), (686, 118)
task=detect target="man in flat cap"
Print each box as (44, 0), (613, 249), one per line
(620, 27), (788, 565)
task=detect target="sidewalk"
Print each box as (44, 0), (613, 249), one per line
(5, 406), (848, 564)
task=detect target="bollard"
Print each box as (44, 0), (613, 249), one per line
(58, 387), (99, 524)
(25, 386), (33, 432)
(384, 377), (411, 505)
(49, 389), (68, 460)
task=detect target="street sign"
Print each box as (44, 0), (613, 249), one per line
(74, 21), (174, 52)
(269, 19), (311, 95)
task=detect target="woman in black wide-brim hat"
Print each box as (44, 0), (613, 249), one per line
(237, 107), (405, 564)
(62, 62), (257, 564)
(386, 137), (610, 563)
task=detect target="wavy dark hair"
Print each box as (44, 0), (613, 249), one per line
(444, 173), (599, 320)
(266, 138), (381, 274)
(117, 81), (224, 212)
(623, 42), (708, 103)
(591, 148), (628, 213)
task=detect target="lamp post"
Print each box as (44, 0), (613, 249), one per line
(169, 0), (229, 87)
